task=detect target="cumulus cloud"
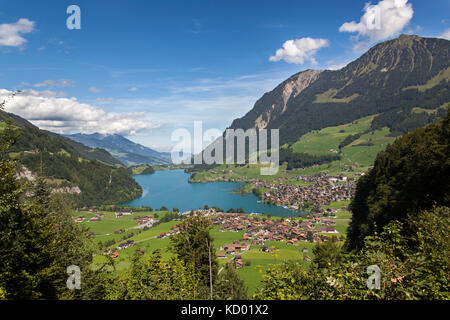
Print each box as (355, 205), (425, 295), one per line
(0, 89), (158, 136)
(0, 18), (35, 47)
(269, 37), (329, 65)
(440, 28), (450, 40)
(339, 0), (413, 50)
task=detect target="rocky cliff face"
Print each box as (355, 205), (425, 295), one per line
(231, 69), (323, 130)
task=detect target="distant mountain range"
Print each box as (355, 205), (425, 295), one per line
(230, 34), (450, 144)
(65, 133), (172, 166)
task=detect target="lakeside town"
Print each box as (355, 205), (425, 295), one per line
(250, 174), (357, 213)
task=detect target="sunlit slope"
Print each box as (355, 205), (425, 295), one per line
(291, 115), (395, 168)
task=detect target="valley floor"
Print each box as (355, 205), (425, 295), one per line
(72, 200), (351, 296)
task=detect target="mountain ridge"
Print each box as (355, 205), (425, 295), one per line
(65, 132), (172, 166)
(228, 34), (450, 145)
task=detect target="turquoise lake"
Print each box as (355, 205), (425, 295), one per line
(125, 169), (302, 217)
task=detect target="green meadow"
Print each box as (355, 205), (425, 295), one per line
(292, 115), (395, 168)
(73, 205), (351, 295)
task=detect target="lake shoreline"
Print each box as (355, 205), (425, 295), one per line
(125, 169), (303, 217)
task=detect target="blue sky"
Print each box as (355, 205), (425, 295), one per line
(0, 0), (449, 151)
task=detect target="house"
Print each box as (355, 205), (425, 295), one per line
(302, 247), (308, 253)
(235, 260), (243, 269)
(304, 255), (311, 262)
(157, 232), (167, 239)
(110, 251), (119, 259)
(316, 226), (338, 233)
(89, 215), (100, 222)
(117, 240), (135, 250)
(217, 252), (226, 259)
(74, 216), (85, 223)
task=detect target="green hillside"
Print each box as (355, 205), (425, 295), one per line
(291, 115), (395, 169)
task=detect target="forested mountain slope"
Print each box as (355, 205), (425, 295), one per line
(0, 110), (142, 206)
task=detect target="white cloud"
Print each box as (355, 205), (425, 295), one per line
(1, 89), (158, 136)
(439, 29), (450, 40)
(269, 37), (329, 65)
(34, 79), (74, 88)
(0, 18), (35, 47)
(128, 87), (138, 92)
(89, 87), (102, 93)
(339, 0), (413, 50)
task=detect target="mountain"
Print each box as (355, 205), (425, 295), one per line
(0, 110), (142, 206)
(65, 133), (172, 166)
(230, 35), (450, 144)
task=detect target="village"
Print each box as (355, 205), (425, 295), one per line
(155, 209), (341, 268)
(249, 174), (356, 213)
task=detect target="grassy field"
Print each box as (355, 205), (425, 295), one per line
(235, 241), (318, 295)
(292, 115), (375, 155)
(292, 115), (395, 168)
(73, 204), (351, 296)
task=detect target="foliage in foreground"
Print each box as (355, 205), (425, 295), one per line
(346, 110), (450, 251)
(0, 120), (95, 299)
(254, 206), (449, 300)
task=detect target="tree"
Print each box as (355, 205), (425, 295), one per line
(346, 111), (450, 251)
(0, 103), (100, 299)
(108, 250), (202, 300)
(307, 231), (314, 243)
(215, 263), (248, 300)
(312, 236), (343, 269)
(169, 213), (218, 298)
